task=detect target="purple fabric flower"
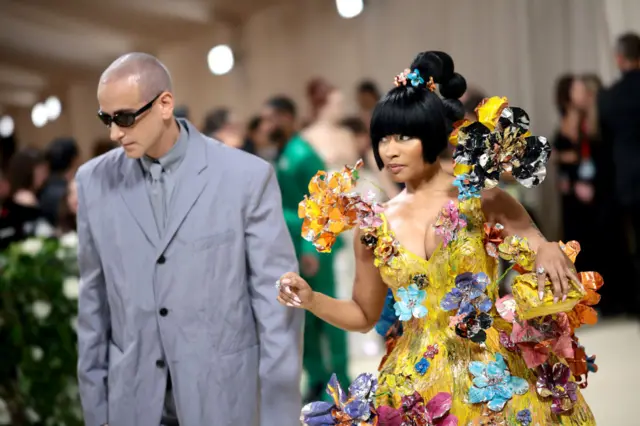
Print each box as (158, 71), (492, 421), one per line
(535, 363), (578, 414)
(441, 272), (493, 315)
(300, 373), (378, 424)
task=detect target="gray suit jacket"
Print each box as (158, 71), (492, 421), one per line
(76, 120), (304, 426)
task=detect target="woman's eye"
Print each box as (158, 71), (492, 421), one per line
(399, 135), (412, 141)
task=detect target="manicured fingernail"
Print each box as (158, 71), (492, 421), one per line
(285, 286), (291, 294)
(294, 296), (301, 303)
(553, 297), (558, 303)
(286, 302), (294, 307)
(562, 295), (567, 302)
(293, 300), (301, 306)
(539, 291), (544, 300)
(282, 278), (291, 284)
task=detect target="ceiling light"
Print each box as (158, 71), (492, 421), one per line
(0, 115), (14, 137)
(336, 0), (363, 19)
(45, 96), (62, 121)
(31, 103), (48, 128)
(207, 45), (234, 76)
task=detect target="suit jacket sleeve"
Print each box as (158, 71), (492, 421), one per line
(76, 173), (110, 426)
(245, 165), (304, 426)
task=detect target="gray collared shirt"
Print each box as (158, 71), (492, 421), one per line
(138, 121), (188, 425)
(139, 121), (189, 237)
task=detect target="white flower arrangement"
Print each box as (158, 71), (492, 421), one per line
(0, 233), (81, 424)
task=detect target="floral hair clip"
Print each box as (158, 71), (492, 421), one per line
(394, 68), (436, 92)
(426, 76), (436, 92)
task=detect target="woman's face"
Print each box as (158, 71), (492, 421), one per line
(67, 180), (78, 215)
(251, 119), (273, 148)
(33, 163), (49, 192)
(570, 79), (590, 111)
(377, 135), (434, 182)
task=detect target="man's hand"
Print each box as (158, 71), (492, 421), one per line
(300, 254), (319, 277)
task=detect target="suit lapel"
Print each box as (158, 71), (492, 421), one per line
(157, 124), (211, 256)
(119, 159), (160, 247)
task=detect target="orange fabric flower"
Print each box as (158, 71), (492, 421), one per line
(566, 271), (604, 331)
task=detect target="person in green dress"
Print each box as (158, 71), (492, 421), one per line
(262, 96), (350, 401)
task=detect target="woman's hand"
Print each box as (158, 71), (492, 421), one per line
(535, 241), (582, 302)
(276, 272), (315, 309)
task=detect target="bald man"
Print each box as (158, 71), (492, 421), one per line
(76, 52), (303, 426)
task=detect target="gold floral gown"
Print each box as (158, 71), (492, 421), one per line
(368, 201), (596, 425)
(298, 97), (601, 426)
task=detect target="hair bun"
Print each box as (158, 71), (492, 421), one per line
(409, 52), (445, 84)
(409, 51), (467, 100)
(440, 72), (467, 100)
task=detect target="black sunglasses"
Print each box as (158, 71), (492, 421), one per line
(97, 93), (162, 128)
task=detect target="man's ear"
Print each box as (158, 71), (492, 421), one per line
(158, 92), (175, 120)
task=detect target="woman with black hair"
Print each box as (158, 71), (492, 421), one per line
(276, 51), (597, 425)
(0, 148), (52, 249)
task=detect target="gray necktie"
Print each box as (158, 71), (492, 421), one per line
(149, 161), (166, 231)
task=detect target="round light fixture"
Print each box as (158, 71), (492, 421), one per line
(336, 0), (364, 19)
(31, 103), (48, 128)
(0, 115), (14, 137)
(45, 96), (62, 121)
(207, 44), (234, 76)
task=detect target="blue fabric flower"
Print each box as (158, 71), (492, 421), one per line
(516, 409), (532, 425)
(394, 284), (428, 321)
(468, 353), (529, 412)
(406, 69), (425, 87)
(441, 272), (492, 315)
(453, 174), (482, 200)
(415, 358), (430, 375)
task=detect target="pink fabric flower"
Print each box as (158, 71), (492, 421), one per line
(424, 344), (440, 359)
(495, 295), (517, 323)
(511, 314), (574, 369)
(377, 391), (458, 426)
(434, 200), (467, 246)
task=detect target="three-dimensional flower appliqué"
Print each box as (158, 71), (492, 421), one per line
(394, 284), (428, 321)
(468, 353), (529, 412)
(434, 200), (467, 246)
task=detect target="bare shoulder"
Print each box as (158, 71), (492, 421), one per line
(380, 192), (406, 219)
(481, 186), (532, 226)
(481, 186), (514, 208)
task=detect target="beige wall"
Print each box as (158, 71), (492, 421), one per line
(5, 0), (620, 236)
(10, 0), (616, 148)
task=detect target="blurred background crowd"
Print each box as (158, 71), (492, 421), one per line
(1, 0), (640, 424)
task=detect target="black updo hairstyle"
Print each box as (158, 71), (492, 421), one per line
(370, 51), (467, 169)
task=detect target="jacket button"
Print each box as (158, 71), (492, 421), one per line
(159, 308), (168, 317)
(157, 255), (166, 264)
(156, 359), (165, 368)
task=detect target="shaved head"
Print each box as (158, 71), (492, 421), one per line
(97, 52), (179, 159)
(100, 52), (172, 103)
